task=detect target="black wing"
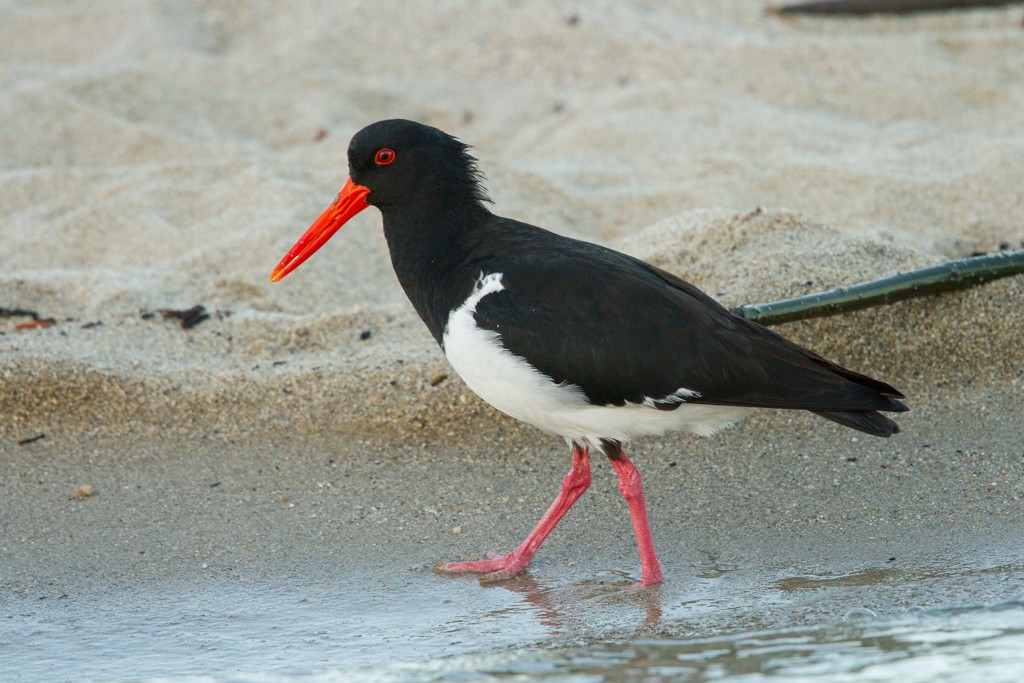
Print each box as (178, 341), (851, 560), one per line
(470, 234), (905, 414)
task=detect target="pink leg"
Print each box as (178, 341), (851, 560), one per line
(607, 449), (664, 588)
(439, 444), (591, 583)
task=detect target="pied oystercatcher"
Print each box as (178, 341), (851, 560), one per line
(270, 119), (907, 588)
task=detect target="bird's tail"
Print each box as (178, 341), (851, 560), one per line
(812, 408), (903, 437)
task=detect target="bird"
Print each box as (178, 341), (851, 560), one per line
(269, 119), (907, 588)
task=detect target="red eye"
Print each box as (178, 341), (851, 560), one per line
(374, 148), (395, 165)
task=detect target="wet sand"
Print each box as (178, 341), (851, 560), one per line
(2, 1), (1024, 680)
(3, 379), (1023, 679)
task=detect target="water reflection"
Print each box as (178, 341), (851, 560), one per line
(476, 569), (666, 636)
(350, 600), (1024, 683)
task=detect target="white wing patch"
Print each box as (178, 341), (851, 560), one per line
(642, 387), (702, 409)
(442, 272), (750, 446)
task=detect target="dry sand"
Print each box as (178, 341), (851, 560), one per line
(2, 1), (1024, 676)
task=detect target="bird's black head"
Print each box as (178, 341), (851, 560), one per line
(347, 119), (490, 211)
(269, 119), (490, 282)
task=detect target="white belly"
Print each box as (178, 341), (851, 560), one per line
(441, 273), (751, 447)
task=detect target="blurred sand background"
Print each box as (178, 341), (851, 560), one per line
(2, 1), (1023, 670)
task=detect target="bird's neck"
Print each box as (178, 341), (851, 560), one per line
(381, 201), (492, 345)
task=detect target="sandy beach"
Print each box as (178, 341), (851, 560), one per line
(2, 2), (1023, 680)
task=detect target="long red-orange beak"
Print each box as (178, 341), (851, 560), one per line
(269, 177), (371, 282)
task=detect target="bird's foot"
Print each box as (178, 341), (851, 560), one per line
(437, 550), (531, 583)
(627, 573), (664, 590)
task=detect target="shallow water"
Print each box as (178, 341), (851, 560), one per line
(5, 555), (1022, 682)
(339, 603), (1024, 683)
